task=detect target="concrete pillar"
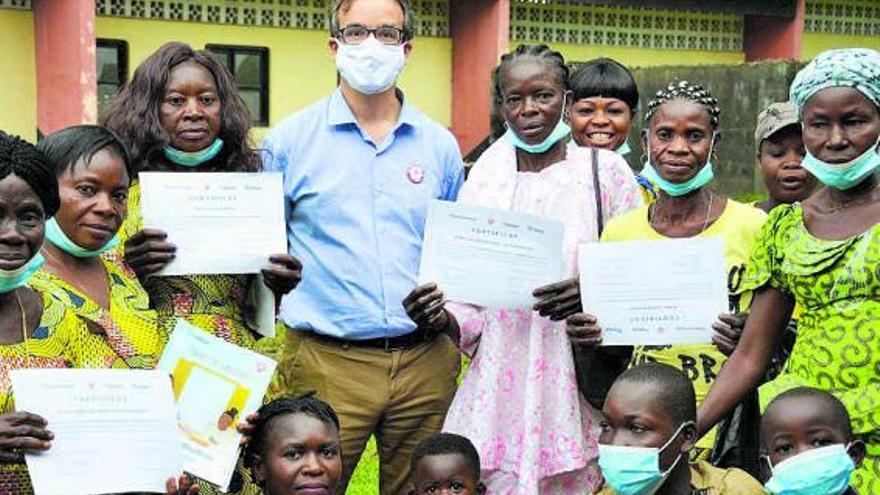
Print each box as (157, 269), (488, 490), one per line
(33, 0), (97, 137)
(743, 0), (805, 62)
(450, 0), (509, 158)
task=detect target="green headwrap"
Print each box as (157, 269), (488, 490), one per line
(789, 48), (880, 116)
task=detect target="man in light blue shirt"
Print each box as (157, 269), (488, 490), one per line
(261, 0), (464, 493)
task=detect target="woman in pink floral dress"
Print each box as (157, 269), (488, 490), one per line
(411, 45), (643, 494)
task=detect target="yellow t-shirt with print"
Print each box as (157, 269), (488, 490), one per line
(599, 460), (765, 494)
(599, 199), (767, 450)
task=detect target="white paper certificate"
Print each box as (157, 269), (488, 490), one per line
(157, 320), (277, 491)
(10, 369), (180, 495)
(578, 237), (728, 345)
(139, 172), (287, 276)
(418, 200), (564, 308)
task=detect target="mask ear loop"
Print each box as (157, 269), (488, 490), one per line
(703, 132), (717, 169)
(641, 130), (651, 168)
(657, 421), (695, 475)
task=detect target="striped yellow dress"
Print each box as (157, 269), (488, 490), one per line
(0, 290), (132, 494)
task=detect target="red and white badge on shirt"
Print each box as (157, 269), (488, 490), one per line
(407, 164), (425, 184)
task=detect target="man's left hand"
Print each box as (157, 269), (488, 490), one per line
(262, 254), (303, 296)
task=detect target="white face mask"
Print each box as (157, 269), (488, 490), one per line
(335, 35), (406, 95)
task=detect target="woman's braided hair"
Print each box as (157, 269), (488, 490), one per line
(494, 44), (569, 101)
(0, 132), (59, 216)
(644, 80), (721, 129)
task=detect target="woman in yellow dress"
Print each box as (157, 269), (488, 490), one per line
(102, 43), (302, 350)
(0, 132), (135, 494)
(565, 81), (767, 459)
(29, 125), (165, 369)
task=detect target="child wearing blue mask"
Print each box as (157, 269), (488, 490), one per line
(761, 387), (865, 495)
(596, 362), (763, 495)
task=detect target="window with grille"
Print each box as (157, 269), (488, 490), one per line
(96, 39), (128, 118)
(206, 44), (270, 126)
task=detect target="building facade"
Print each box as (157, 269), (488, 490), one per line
(0, 0), (878, 157)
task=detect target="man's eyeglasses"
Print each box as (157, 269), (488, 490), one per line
(337, 24), (408, 46)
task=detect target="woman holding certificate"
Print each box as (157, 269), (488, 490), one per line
(28, 125), (165, 370)
(410, 44), (643, 494)
(0, 132), (143, 493)
(696, 48), (880, 493)
(566, 80), (767, 459)
(102, 43), (302, 350)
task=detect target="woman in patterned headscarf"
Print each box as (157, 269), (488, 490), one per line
(697, 48), (880, 492)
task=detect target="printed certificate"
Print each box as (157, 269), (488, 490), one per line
(578, 237), (728, 345)
(139, 172), (287, 276)
(418, 200), (564, 308)
(157, 320), (277, 491)
(10, 369), (180, 495)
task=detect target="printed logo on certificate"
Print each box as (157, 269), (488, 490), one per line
(578, 237), (728, 346)
(158, 320), (277, 491)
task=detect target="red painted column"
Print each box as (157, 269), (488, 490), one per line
(743, 0), (805, 62)
(33, 0), (97, 137)
(450, 0), (509, 158)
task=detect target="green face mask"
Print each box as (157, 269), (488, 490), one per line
(0, 253), (44, 294)
(639, 134), (716, 196)
(44, 217), (119, 258)
(503, 95), (571, 154)
(162, 138), (224, 167)
(800, 135), (880, 190)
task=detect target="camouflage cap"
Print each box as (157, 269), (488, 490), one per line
(754, 101), (799, 155)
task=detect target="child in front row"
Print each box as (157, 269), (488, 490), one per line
(409, 433), (486, 495)
(761, 387), (865, 495)
(595, 362), (764, 494)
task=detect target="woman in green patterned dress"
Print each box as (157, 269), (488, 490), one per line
(102, 42), (302, 495)
(102, 42), (302, 348)
(697, 48), (880, 493)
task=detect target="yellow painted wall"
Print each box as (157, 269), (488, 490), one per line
(96, 17), (452, 142)
(517, 41), (745, 68)
(0, 9), (36, 141)
(802, 32), (880, 60)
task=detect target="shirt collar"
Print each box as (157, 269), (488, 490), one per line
(327, 87), (420, 129)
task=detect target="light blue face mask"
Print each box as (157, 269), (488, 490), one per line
(639, 134), (716, 196)
(616, 140), (632, 157)
(44, 217), (119, 258)
(800, 135), (880, 190)
(503, 96), (571, 154)
(764, 444), (856, 495)
(162, 138), (224, 167)
(0, 252), (45, 294)
(597, 421), (692, 495)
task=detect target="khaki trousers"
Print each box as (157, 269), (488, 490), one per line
(277, 328), (460, 495)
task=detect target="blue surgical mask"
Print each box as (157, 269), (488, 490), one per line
(598, 421), (693, 495)
(0, 252), (45, 293)
(162, 138), (224, 167)
(503, 96), (571, 154)
(616, 140), (632, 157)
(44, 217), (119, 258)
(639, 134), (716, 196)
(800, 135), (880, 190)
(764, 444), (856, 495)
